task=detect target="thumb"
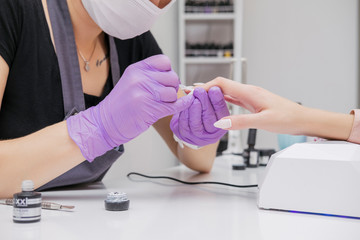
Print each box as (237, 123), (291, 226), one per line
(214, 114), (262, 130)
(170, 94), (194, 114)
(144, 54), (172, 72)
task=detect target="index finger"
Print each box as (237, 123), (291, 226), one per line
(201, 77), (254, 100)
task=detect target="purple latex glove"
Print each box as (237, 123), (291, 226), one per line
(170, 87), (230, 147)
(67, 55), (194, 161)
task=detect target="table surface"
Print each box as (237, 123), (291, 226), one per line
(1, 156), (360, 240)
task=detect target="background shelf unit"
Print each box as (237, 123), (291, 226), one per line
(184, 57), (237, 64)
(184, 13), (236, 20)
(179, 0), (243, 86)
(178, 0), (245, 154)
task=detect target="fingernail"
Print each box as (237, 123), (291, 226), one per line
(214, 119), (232, 129)
(179, 84), (195, 95)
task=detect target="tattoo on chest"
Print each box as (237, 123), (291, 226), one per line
(96, 54), (110, 67)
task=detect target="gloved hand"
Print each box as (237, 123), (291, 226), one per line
(67, 55), (194, 161)
(170, 87), (230, 147)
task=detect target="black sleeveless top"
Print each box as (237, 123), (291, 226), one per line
(0, 0), (162, 189)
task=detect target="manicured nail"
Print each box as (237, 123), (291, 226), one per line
(214, 119), (232, 129)
(179, 84), (195, 95)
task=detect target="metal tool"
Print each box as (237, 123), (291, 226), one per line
(0, 199), (75, 210)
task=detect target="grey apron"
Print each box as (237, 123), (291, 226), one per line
(38, 0), (123, 191)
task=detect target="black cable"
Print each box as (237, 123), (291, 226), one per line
(127, 172), (258, 188)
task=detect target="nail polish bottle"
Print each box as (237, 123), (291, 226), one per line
(13, 180), (42, 223)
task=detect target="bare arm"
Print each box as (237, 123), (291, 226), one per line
(0, 57), (85, 198)
(153, 116), (218, 173)
(203, 77), (354, 140)
(0, 122), (85, 198)
(294, 106), (354, 140)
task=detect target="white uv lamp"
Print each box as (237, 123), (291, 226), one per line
(258, 141), (360, 218)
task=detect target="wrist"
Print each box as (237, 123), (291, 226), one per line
(347, 109), (359, 143)
(67, 106), (115, 161)
(298, 106), (354, 140)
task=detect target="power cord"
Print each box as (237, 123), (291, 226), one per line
(127, 172), (258, 188)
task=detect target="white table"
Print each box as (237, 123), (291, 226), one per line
(1, 156), (359, 240)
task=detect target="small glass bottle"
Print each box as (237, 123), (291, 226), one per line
(13, 180), (42, 223)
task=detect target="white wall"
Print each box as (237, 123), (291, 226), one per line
(152, 4), (180, 72)
(105, 0), (359, 180)
(243, 0), (359, 149)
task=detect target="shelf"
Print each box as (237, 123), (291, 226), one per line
(184, 13), (235, 21)
(179, 1), (243, 84)
(184, 57), (236, 64)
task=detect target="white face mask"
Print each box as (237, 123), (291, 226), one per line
(81, 0), (175, 40)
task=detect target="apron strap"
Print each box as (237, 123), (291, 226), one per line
(47, 0), (85, 116)
(47, 0), (121, 117)
(41, 0), (124, 191)
(109, 36), (121, 86)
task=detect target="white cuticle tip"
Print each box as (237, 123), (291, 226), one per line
(214, 119), (232, 129)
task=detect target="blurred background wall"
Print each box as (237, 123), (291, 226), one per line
(104, 0), (359, 181)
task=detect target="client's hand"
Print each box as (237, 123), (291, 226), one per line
(203, 77), (355, 141)
(202, 77), (307, 135)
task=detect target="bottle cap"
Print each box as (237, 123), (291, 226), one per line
(22, 180), (34, 191)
